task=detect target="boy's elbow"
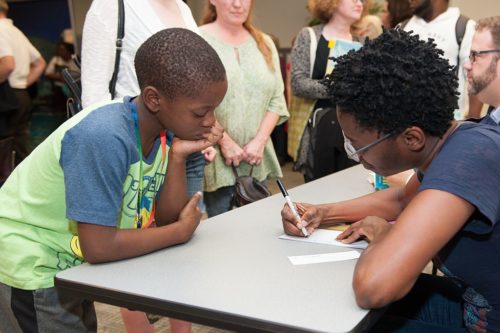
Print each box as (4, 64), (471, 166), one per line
(82, 248), (108, 264)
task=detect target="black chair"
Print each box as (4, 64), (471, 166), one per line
(62, 55), (83, 118)
(62, 68), (82, 118)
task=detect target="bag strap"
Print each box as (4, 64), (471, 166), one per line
(455, 14), (469, 49)
(396, 18), (410, 30)
(455, 14), (469, 73)
(231, 163), (254, 178)
(306, 27), (317, 78)
(108, 0), (125, 99)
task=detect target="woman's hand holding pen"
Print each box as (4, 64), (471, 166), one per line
(281, 202), (324, 237)
(336, 216), (391, 244)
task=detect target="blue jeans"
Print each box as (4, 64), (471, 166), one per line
(204, 185), (235, 218)
(186, 152), (205, 211)
(0, 281), (97, 333)
(370, 274), (468, 333)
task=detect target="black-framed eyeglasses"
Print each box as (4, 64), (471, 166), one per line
(469, 49), (500, 63)
(342, 131), (394, 163)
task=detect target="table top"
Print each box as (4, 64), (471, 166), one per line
(56, 165), (379, 333)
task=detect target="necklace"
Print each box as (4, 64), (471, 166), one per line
(130, 101), (166, 228)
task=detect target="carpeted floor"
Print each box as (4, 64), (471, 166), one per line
(95, 303), (233, 333)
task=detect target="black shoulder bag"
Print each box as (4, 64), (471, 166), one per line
(109, 0), (125, 99)
(232, 164), (271, 207)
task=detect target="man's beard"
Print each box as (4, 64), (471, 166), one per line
(413, 0), (433, 21)
(469, 58), (498, 95)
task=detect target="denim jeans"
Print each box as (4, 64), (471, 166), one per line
(185, 152), (205, 211)
(369, 274), (468, 333)
(204, 185), (235, 218)
(0, 281), (97, 333)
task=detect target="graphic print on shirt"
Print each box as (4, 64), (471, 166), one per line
(64, 146), (167, 265)
(120, 160), (166, 229)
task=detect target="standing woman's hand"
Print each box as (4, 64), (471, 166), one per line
(218, 133), (245, 166)
(243, 137), (266, 165)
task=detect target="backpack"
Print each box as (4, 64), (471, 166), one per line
(62, 0), (125, 117)
(397, 14), (469, 72)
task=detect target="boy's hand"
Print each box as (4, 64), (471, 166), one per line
(176, 192), (203, 243)
(170, 123), (224, 160)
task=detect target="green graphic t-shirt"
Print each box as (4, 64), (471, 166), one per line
(0, 97), (168, 290)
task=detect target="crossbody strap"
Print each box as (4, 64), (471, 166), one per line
(306, 27), (317, 78)
(455, 14), (469, 73)
(109, 0), (125, 99)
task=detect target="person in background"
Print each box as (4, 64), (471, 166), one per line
(45, 41), (77, 113)
(0, 0), (46, 164)
(200, 0), (289, 217)
(82, 2), (216, 329)
(381, 0), (413, 29)
(282, 29), (500, 332)
(0, 28), (226, 333)
(464, 16), (500, 125)
(288, 0), (364, 182)
(403, 0), (482, 120)
(351, 0), (383, 41)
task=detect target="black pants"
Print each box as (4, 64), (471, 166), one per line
(311, 109), (357, 180)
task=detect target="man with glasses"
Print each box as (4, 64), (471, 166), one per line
(281, 29), (500, 332)
(464, 16), (500, 125)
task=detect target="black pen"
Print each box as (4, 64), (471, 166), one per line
(276, 179), (308, 237)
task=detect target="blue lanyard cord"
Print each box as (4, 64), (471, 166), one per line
(130, 102), (144, 227)
(129, 100), (167, 229)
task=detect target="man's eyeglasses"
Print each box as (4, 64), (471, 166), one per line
(468, 49), (500, 63)
(343, 132), (394, 163)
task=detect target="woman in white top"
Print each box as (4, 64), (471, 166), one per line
(82, 2), (199, 332)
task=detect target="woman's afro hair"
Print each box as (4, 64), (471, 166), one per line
(324, 29), (458, 137)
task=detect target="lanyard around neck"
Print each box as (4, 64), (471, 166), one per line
(130, 100), (167, 228)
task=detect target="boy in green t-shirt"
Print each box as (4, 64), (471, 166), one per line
(0, 28), (227, 332)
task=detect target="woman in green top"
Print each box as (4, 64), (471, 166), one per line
(200, 0), (289, 217)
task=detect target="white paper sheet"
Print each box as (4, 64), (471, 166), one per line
(279, 229), (368, 249)
(288, 251), (360, 265)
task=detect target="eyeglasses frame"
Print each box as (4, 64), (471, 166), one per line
(468, 49), (500, 63)
(343, 131), (394, 162)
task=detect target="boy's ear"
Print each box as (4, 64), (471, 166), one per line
(401, 126), (426, 152)
(142, 86), (161, 114)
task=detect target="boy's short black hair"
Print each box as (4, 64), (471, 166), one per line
(135, 28), (226, 100)
(324, 29), (457, 137)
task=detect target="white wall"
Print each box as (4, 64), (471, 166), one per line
(188, 0), (500, 48)
(67, 0), (92, 54)
(451, 0), (500, 21)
